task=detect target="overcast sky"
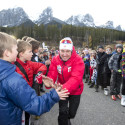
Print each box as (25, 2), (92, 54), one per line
(0, 0), (125, 29)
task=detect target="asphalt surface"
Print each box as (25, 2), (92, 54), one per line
(31, 81), (125, 125)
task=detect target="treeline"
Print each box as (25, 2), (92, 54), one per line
(0, 24), (125, 48)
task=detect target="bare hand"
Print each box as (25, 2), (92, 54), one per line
(42, 75), (54, 87)
(56, 87), (70, 100)
(45, 60), (51, 65)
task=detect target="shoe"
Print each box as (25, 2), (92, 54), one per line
(68, 119), (71, 125)
(40, 88), (45, 93)
(121, 95), (125, 106)
(117, 95), (121, 99)
(111, 95), (116, 101)
(89, 83), (94, 88)
(35, 116), (40, 120)
(104, 88), (109, 96)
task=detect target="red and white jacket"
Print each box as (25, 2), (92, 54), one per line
(15, 58), (47, 87)
(48, 47), (85, 95)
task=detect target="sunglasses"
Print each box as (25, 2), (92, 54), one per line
(60, 39), (72, 44)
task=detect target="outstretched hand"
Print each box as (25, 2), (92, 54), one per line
(55, 83), (70, 100)
(42, 75), (54, 87)
(56, 87), (70, 100)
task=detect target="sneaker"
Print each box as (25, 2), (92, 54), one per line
(111, 95), (116, 101)
(117, 95), (122, 99)
(121, 95), (125, 106)
(104, 88), (109, 96)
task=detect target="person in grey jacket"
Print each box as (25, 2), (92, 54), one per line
(108, 44), (123, 101)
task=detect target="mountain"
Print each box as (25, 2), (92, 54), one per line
(115, 25), (122, 31)
(65, 14), (95, 27)
(35, 7), (66, 26)
(98, 21), (122, 31)
(19, 19), (35, 27)
(0, 7), (31, 27)
(0, 7), (123, 31)
(99, 21), (114, 29)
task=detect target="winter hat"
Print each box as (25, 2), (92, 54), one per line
(97, 45), (104, 49)
(59, 37), (73, 51)
(115, 44), (123, 49)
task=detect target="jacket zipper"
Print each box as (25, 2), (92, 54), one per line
(62, 62), (65, 83)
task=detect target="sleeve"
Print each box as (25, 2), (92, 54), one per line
(108, 54), (114, 70)
(47, 57), (58, 83)
(30, 61), (47, 75)
(5, 75), (60, 116)
(62, 57), (85, 93)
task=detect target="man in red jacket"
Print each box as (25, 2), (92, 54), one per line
(47, 37), (85, 125)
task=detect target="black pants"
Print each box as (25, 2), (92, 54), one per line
(96, 71), (103, 88)
(58, 95), (81, 125)
(122, 78), (125, 95)
(84, 64), (90, 81)
(25, 112), (30, 125)
(110, 71), (122, 95)
(103, 73), (111, 88)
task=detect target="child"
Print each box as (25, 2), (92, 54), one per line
(83, 49), (90, 83)
(15, 41), (48, 124)
(108, 44), (123, 101)
(100, 45), (112, 95)
(0, 32), (69, 125)
(96, 45), (105, 92)
(89, 50), (97, 88)
(29, 39), (46, 95)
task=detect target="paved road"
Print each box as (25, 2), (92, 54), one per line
(31, 81), (125, 125)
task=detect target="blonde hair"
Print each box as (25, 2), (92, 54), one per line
(17, 41), (32, 58)
(0, 32), (17, 58)
(105, 45), (112, 51)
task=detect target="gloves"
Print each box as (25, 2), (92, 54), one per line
(35, 71), (43, 84)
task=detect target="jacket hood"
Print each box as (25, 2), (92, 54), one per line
(0, 59), (16, 81)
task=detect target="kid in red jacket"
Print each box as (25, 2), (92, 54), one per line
(15, 41), (48, 125)
(47, 37), (85, 125)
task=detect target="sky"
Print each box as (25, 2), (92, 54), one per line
(0, 0), (125, 29)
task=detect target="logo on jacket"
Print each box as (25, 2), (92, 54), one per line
(68, 66), (71, 72)
(57, 65), (62, 74)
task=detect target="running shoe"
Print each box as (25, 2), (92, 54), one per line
(111, 95), (116, 101)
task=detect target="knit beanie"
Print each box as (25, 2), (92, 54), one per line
(115, 44), (123, 49)
(97, 45), (104, 49)
(59, 37), (73, 51)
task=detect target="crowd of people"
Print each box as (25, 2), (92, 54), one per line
(81, 44), (125, 107)
(0, 33), (84, 125)
(0, 31), (125, 125)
